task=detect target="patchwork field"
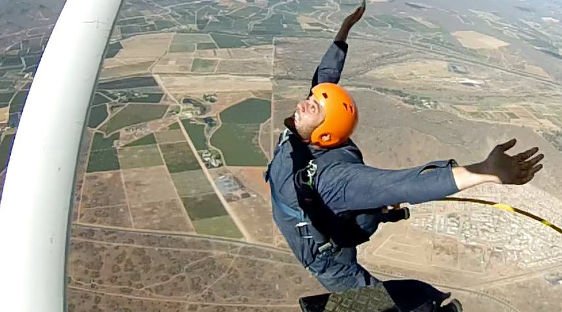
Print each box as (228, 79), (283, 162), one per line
(103, 104), (168, 134)
(158, 75), (272, 93)
(86, 133), (120, 173)
(452, 31), (510, 50)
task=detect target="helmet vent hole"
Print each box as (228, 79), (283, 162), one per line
(343, 102), (349, 111)
(350, 104), (354, 113)
(322, 92), (328, 99)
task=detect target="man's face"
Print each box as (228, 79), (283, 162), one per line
(293, 95), (325, 141)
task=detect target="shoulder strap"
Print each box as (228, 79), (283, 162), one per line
(288, 136), (370, 248)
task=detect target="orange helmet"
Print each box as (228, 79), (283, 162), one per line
(310, 83), (358, 148)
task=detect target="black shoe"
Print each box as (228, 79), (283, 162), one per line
(439, 299), (463, 312)
(381, 207), (410, 223)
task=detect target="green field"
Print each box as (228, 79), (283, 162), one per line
(0, 92), (14, 102)
(88, 104), (108, 129)
(169, 33), (213, 53)
(127, 93), (163, 103)
(104, 104), (168, 134)
(117, 17), (146, 25)
(87, 132), (120, 172)
(211, 123), (267, 166)
(210, 33), (247, 49)
(182, 194), (226, 220)
(9, 91), (29, 113)
(23, 55), (41, 67)
(87, 149), (120, 173)
(197, 42), (218, 50)
(171, 170), (214, 197)
(169, 122), (181, 130)
(92, 93), (111, 105)
(159, 142), (200, 173)
(220, 98), (271, 123)
(251, 14), (284, 35)
(125, 133), (157, 147)
(155, 19), (176, 31)
(0, 81), (13, 90)
(228, 6), (262, 18)
(181, 120), (206, 150)
(99, 90), (120, 101)
(0, 56), (23, 68)
(211, 98), (270, 166)
(0, 133), (15, 171)
(120, 25), (142, 35)
(191, 58), (218, 73)
(0, 92), (13, 107)
(191, 215), (242, 239)
(91, 132), (119, 151)
(169, 42), (195, 53)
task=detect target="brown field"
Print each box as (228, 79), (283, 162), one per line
(122, 166), (178, 205)
(68, 289), (185, 312)
(68, 225), (322, 309)
(408, 16), (439, 29)
(118, 145), (163, 169)
(158, 74), (272, 93)
(431, 236), (460, 269)
(118, 118), (177, 144)
(154, 129), (186, 144)
(452, 31), (510, 50)
(359, 58), (557, 97)
(251, 90), (272, 100)
(227, 166), (270, 201)
(0, 107), (9, 123)
(80, 171), (127, 208)
(228, 45), (273, 60)
(79, 205), (132, 228)
(152, 55), (193, 74)
(458, 244), (486, 273)
(100, 60), (154, 79)
(228, 196), (274, 245)
(194, 48), (231, 59)
(193, 49), (217, 58)
(208, 167), (273, 244)
(260, 118), (273, 160)
(216, 59), (272, 75)
(116, 33), (174, 58)
(524, 64), (551, 78)
(129, 199), (194, 232)
(205, 91), (254, 115)
(366, 59), (452, 82)
(483, 272), (562, 312)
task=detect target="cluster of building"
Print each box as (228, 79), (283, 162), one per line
(215, 174), (251, 202)
(200, 150), (222, 168)
(411, 205), (562, 269)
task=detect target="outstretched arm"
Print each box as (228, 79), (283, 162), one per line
(316, 139), (544, 213)
(309, 5), (366, 95)
(452, 138), (543, 190)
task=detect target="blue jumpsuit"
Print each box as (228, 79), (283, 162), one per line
(265, 41), (460, 293)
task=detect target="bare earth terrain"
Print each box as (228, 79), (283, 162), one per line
(1, 0), (562, 311)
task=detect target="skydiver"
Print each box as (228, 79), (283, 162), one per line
(264, 3), (544, 310)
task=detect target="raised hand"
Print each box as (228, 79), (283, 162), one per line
(342, 4), (366, 29)
(484, 138), (544, 185)
(335, 4), (366, 42)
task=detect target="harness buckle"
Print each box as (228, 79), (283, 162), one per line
(295, 222), (314, 239)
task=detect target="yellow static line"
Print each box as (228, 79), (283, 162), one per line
(433, 197), (562, 234)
